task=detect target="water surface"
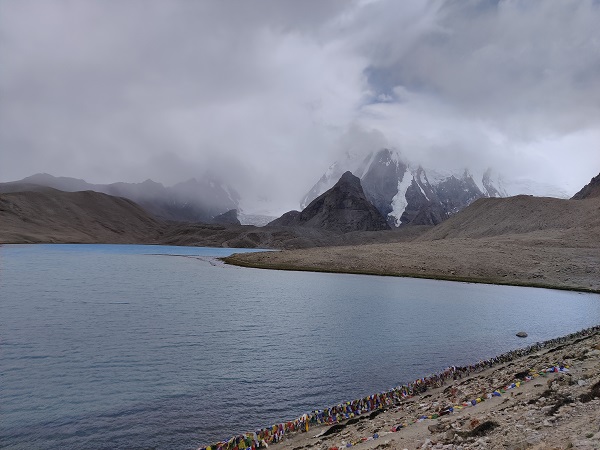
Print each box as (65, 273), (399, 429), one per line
(1, 244), (599, 449)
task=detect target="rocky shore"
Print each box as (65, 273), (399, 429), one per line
(198, 328), (600, 450)
(202, 326), (600, 450)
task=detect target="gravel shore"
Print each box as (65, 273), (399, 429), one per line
(262, 330), (600, 450)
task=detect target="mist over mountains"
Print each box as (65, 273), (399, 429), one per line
(2, 146), (573, 228)
(1, 165), (598, 255)
(2, 173), (239, 223)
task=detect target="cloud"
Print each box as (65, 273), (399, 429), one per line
(360, 0), (600, 136)
(352, 0), (600, 189)
(1, 0), (599, 213)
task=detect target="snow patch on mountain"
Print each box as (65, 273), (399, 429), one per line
(388, 168), (413, 227)
(416, 179), (429, 201)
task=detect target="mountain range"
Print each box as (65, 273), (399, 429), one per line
(0, 149), (575, 229)
(0, 173), (239, 223)
(0, 149), (580, 231)
(1, 169), (598, 263)
(301, 148), (569, 227)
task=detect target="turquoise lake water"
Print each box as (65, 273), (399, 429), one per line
(1, 243), (599, 449)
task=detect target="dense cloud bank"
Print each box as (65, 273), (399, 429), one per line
(1, 0), (599, 214)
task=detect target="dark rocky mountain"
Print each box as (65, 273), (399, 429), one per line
(0, 187), (164, 244)
(2, 173), (239, 223)
(572, 172), (600, 200)
(269, 171), (390, 233)
(269, 210), (302, 227)
(212, 209), (241, 225)
(402, 167), (484, 226)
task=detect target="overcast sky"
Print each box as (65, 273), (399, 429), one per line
(1, 0), (599, 213)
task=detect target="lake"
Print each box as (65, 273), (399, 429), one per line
(1, 244), (599, 449)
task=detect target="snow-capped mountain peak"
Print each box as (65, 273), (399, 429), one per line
(301, 148), (568, 227)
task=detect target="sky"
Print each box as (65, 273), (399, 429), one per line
(1, 0), (600, 214)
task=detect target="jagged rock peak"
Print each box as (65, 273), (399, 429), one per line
(269, 171), (390, 233)
(572, 172), (600, 200)
(338, 171), (361, 185)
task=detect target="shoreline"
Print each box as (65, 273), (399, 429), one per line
(197, 325), (600, 450)
(221, 255), (600, 295)
(221, 233), (600, 295)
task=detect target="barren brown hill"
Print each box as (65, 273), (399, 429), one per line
(417, 194), (600, 241)
(0, 188), (165, 244)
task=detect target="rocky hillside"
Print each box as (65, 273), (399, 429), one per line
(269, 172), (390, 233)
(0, 188), (164, 243)
(572, 172), (600, 200)
(1, 173), (239, 223)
